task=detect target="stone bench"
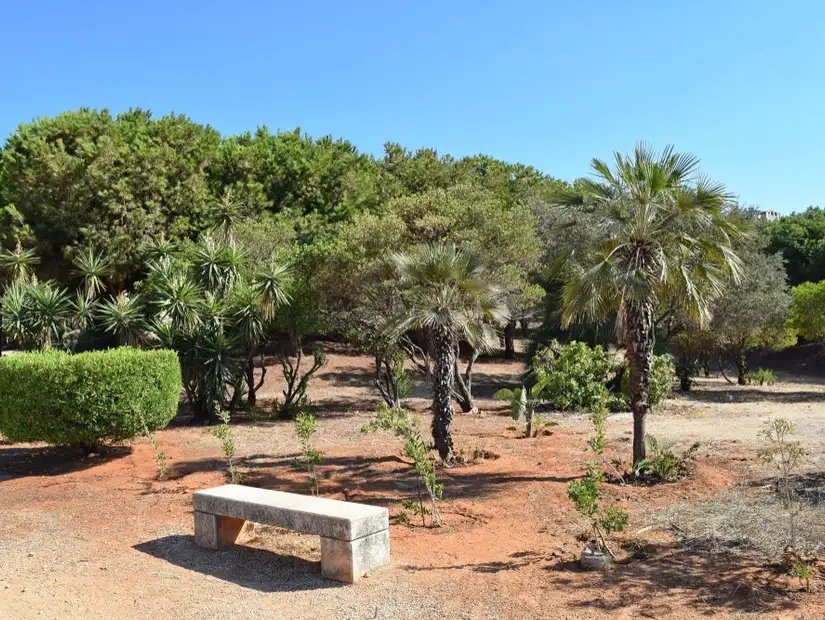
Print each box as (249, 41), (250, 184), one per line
(193, 484), (390, 583)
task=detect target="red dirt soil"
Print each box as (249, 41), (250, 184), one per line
(0, 347), (823, 619)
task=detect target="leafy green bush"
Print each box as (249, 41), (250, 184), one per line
(533, 341), (611, 412)
(618, 353), (675, 408)
(746, 367), (777, 386)
(0, 348), (180, 447)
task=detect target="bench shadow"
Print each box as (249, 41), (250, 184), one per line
(133, 535), (343, 593)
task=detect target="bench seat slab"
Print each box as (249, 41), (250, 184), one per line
(193, 484), (388, 541)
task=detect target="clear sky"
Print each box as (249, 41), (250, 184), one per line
(3, 0), (825, 213)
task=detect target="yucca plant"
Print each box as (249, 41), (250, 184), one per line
(71, 247), (111, 299)
(191, 236), (245, 296)
(98, 292), (146, 346)
(137, 234), (290, 422)
(210, 195), (243, 246)
(0, 281), (72, 350)
(0, 244), (40, 284)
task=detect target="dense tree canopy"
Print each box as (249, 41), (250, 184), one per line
(4, 109), (821, 453)
(764, 206), (825, 286)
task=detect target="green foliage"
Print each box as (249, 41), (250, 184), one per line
(532, 341), (610, 412)
(567, 408), (628, 555)
(790, 279), (825, 341)
(391, 242), (508, 459)
(0, 348), (180, 447)
(0, 280), (73, 350)
(551, 145), (742, 466)
(71, 247), (111, 299)
(764, 206), (825, 287)
(494, 386), (541, 437)
(633, 436), (700, 482)
(212, 411), (240, 483)
(709, 243), (795, 382)
(791, 558), (816, 591)
(618, 353), (675, 408)
(362, 405), (443, 527)
(567, 462), (628, 554)
(588, 409), (608, 454)
(746, 367), (777, 386)
(1, 109), (221, 283)
(0, 245), (40, 283)
(293, 410), (323, 495)
(134, 234), (290, 421)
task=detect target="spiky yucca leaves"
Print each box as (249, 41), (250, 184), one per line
(0, 245), (40, 283)
(138, 237), (290, 421)
(552, 144), (743, 465)
(98, 292), (146, 346)
(191, 236), (245, 296)
(252, 263), (291, 322)
(0, 281), (72, 350)
(210, 195), (243, 245)
(392, 243), (508, 461)
(71, 247), (111, 299)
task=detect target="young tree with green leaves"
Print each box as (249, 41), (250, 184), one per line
(790, 279), (825, 342)
(551, 144), (743, 465)
(710, 245), (795, 384)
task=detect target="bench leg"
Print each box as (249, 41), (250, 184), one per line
(320, 529), (390, 583)
(194, 511), (246, 550)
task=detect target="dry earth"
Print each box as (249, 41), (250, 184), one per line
(1, 347), (824, 619)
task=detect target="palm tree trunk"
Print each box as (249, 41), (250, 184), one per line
(626, 302), (654, 466)
(503, 319), (517, 359)
(431, 325), (456, 461)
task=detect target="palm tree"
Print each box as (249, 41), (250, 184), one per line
(392, 243), (508, 461)
(551, 144), (743, 465)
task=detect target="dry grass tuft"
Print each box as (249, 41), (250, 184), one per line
(649, 483), (825, 559)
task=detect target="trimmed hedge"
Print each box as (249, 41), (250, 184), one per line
(0, 348), (181, 447)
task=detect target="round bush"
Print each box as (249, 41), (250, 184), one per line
(0, 348), (181, 447)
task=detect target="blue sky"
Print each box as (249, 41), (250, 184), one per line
(3, 0), (824, 212)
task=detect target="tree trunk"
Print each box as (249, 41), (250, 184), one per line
(626, 302), (654, 466)
(453, 347), (478, 414)
(375, 356), (402, 408)
(737, 351), (747, 385)
(431, 326), (456, 461)
(245, 358), (257, 407)
(504, 319), (517, 360)
(520, 319), (530, 338)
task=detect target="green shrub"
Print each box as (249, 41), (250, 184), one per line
(0, 348), (181, 447)
(633, 435), (700, 482)
(619, 353), (675, 408)
(533, 341), (611, 412)
(746, 367), (777, 386)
